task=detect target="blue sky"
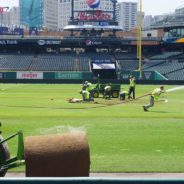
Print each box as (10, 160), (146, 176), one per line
(0, 0), (184, 16)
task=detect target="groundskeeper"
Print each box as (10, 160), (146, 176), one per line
(143, 85), (165, 111)
(128, 75), (136, 99)
(120, 90), (128, 101)
(103, 84), (112, 100)
(80, 90), (91, 102)
(83, 81), (94, 100)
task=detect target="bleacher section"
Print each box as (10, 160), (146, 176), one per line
(0, 51), (183, 80)
(0, 54), (33, 71)
(117, 60), (138, 71)
(166, 69), (184, 80)
(0, 54), (91, 72)
(114, 52), (137, 60)
(142, 60), (165, 70)
(142, 51), (184, 80)
(114, 52), (138, 71)
(30, 55), (76, 71)
(150, 52), (182, 60)
(143, 61), (184, 74)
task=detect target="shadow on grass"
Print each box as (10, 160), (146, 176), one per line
(146, 110), (169, 113)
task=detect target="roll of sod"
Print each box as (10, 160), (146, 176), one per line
(24, 132), (90, 177)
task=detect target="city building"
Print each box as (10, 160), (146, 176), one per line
(143, 15), (153, 28)
(175, 6), (184, 15)
(43, 0), (58, 31)
(9, 7), (20, 26)
(20, 0), (43, 28)
(116, 1), (137, 31)
(0, 7), (10, 25)
(20, 0), (58, 30)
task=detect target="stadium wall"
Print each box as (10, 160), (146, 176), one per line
(0, 72), (183, 85)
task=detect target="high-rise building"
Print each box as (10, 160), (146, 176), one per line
(43, 0), (58, 30)
(143, 15), (153, 28)
(20, 0), (58, 30)
(20, 0), (43, 28)
(9, 7), (20, 26)
(58, 0), (114, 30)
(137, 11), (145, 27)
(116, 1), (137, 31)
(0, 7), (10, 25)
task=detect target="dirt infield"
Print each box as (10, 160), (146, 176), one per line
(5, 172), (184, 178)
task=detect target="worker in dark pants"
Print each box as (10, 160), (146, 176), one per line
(128, 75), (136, 99)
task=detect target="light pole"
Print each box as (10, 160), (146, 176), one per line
(137, 0), (142, 79)
(0, 6), (9, 25)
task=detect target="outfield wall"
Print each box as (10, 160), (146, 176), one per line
(0, 71), (169, 80)
(0, 71), (183, 85)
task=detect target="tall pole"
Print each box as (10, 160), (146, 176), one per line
(71, 0), (74, 21)
(138, 0), (142, 79)
(113, 0), (117, 22)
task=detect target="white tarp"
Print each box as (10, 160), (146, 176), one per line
(92, 63), (116, 69)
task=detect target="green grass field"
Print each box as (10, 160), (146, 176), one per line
(0, 83), (184, 173)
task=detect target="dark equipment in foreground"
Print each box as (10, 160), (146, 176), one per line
(0, 122), (24, 177)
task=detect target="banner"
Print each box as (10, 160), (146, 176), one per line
(17, 72), (43, 79)
(55, 72), (82, 79)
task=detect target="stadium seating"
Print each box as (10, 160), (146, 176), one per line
(0, 54), (33, 71)
(0, 51), (183, 81)
(166, 69), (184, 80)
(30, 54), (76, 71)
(143, 61), (184, 75)
(117, 60), (139, 71)
(142, 60), (165, 70)
(150, 52), (182, 60)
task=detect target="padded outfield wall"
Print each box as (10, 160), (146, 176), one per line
(0, 71), (183, 85)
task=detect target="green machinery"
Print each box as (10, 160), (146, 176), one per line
(92, 83), (121, 98)
(0, 123), (24, 176)
(92, 76), (121, 98)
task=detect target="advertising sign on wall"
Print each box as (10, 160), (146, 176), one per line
(55, 72), (82, 79)
(17, 72), (43, 79)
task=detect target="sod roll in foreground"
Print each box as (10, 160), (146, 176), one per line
(24, 132), (90, 177)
